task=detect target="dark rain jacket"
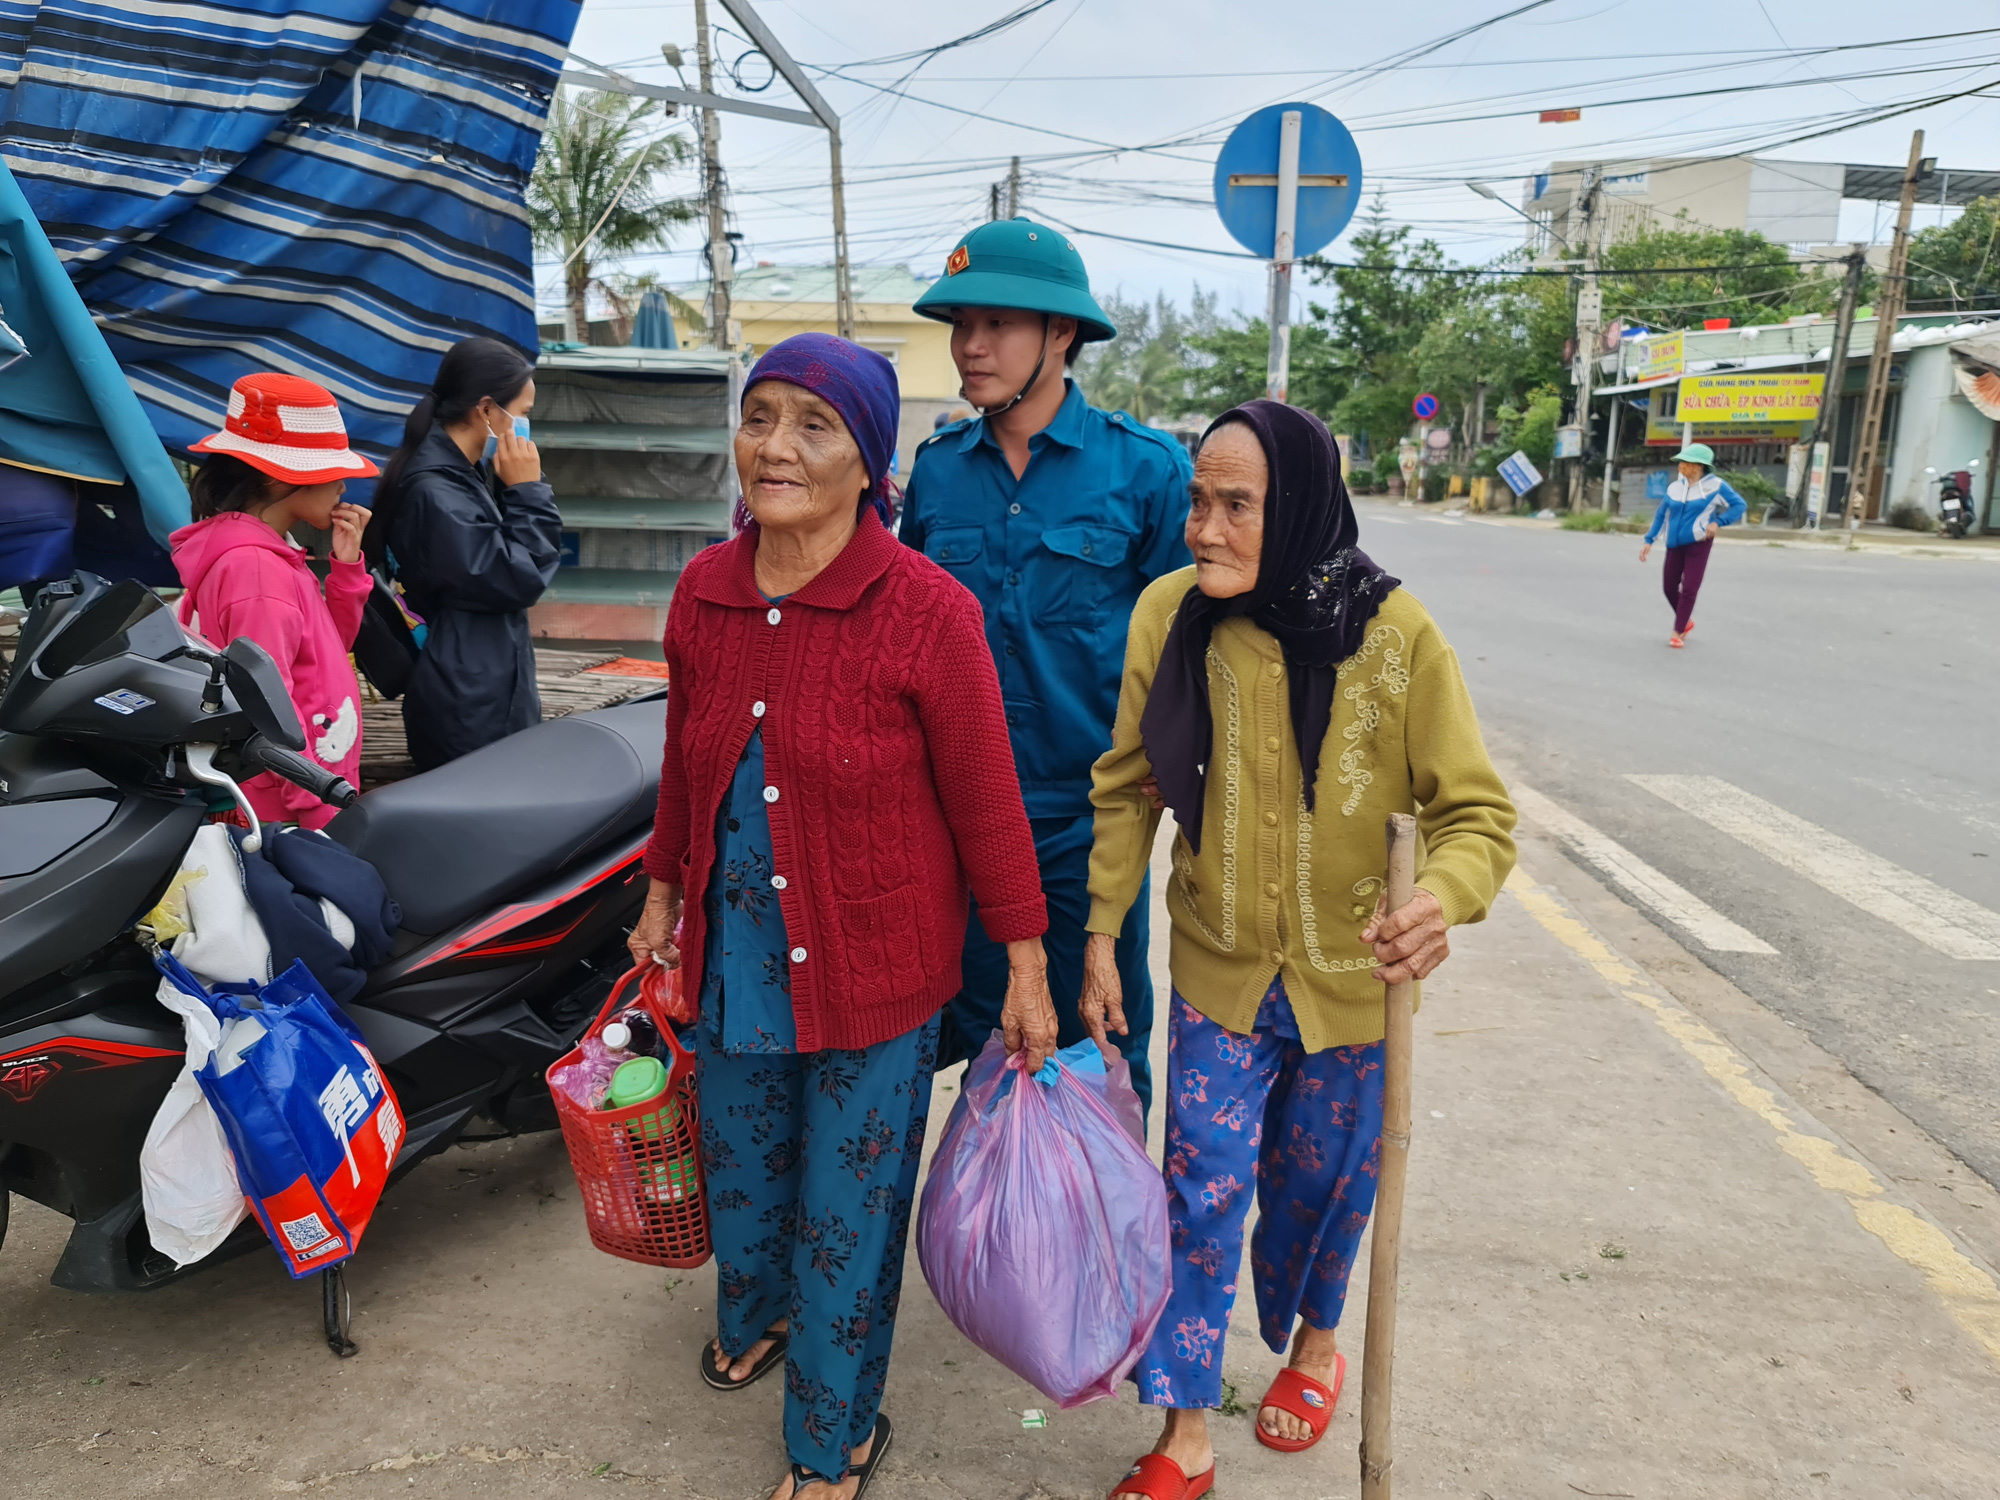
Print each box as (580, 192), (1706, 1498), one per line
(388, 425), (561, 770)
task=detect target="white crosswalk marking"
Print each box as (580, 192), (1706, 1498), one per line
(1627, 775), (2000, 961)
(1511, 784), (1777, 954)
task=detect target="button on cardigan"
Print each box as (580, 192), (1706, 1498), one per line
(644, 511), (1049, 1053)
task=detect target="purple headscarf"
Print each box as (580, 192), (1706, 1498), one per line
(736, 332), (901, 530)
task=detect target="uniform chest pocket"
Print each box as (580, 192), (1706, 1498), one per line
(1036, 524), (1134, 629)
(924, 526), (985, 572)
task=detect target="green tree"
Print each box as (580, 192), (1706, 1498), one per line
(527, 89), (697, 340)
(1494, 383), (1563, 471)
(1074, 290), (1218, 422)
(1597, 221), (1834, 330)
(1183, 318), (1345, 418)
(1907, 196), (2000, 311)
(1304, 191), (1476, 459)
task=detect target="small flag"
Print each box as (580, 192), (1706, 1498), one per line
(1539, 108), (1581, 123)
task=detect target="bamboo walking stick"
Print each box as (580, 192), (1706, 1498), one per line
(1360, 813), (1418, 1499)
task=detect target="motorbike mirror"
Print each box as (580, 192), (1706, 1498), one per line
(223, 638), (307, 751)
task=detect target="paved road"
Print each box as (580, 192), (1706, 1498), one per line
(1363, 500), (2000, 1189)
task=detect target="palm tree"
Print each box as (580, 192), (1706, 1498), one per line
(527, 89), (698, 341)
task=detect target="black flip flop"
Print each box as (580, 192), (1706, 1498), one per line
(788, 1415), (893, 1499)
(699, 1325), (789, 1392)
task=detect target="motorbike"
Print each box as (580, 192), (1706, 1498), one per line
(1933, 466), (1977, 539)
(0, 573), (664, 1352)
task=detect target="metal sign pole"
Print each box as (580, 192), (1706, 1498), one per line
(1266, 109), (1302, 404)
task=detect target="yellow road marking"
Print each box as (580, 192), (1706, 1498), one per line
(1505, 866), (2000, 1365)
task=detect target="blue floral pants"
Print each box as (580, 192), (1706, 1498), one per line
(1134, 982), (1384, 1410)
(698, 1013), (940, 1478)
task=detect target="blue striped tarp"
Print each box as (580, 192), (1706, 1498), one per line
(0, 0), (582, 522)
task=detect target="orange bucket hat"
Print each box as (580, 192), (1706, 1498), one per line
(189, 372), (380, 484)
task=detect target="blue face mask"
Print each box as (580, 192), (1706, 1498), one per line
(481, 412), (531, 462)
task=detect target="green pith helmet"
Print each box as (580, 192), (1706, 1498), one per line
(1672, 442), (1716, 468)
(912, 218), (1116, 342)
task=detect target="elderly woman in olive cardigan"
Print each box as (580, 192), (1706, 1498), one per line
(1080, 400), (1515, 1500)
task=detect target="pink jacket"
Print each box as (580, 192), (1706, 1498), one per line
(170, 513), (371, 830)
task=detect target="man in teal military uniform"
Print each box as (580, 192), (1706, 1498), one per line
(901, 218), (1192, 1114)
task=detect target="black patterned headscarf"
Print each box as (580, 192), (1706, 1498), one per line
(1139, 400), (1400, 853)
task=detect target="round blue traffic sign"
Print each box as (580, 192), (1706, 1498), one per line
(1213, 103), (1363, 260)
(1412, 392), (1440, 421)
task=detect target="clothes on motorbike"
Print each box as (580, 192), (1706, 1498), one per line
(263, 822), (401, 967)
(170, 510), (370, 829)
(385, 426), (561, 770)
(229, 825), (400, 1006)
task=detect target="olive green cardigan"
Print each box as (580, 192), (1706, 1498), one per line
(1086, 570), (1517, 1051)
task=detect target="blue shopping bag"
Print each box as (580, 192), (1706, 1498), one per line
(154, 952), (404, 1278)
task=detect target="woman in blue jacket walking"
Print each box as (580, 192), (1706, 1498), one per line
(1640, 442), (1747, 648)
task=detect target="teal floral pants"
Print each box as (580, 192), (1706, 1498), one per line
(699, 1013), (940, 1478)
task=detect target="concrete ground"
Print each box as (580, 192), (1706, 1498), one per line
(5, 818), (2000, 1498)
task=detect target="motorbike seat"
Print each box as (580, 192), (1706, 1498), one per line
(327, 698), (665, 936)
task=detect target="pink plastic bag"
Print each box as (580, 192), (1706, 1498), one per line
(917, 1034), (1170, 1408)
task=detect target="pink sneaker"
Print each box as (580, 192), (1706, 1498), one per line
(1668, 634), (1685, 649)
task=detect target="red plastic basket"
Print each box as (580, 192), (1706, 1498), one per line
(548, 964), (711, 1268)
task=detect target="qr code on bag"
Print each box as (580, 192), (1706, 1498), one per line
(279, 1213), (333, 1252)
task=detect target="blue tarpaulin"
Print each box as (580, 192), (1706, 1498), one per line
(0, 0), (584, 521)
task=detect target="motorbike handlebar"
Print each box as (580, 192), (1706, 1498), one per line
(238, 734), (358, 810)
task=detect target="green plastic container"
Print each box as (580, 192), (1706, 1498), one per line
(605, 1056), (667, 1109)
(604, 1056), (695, 1203)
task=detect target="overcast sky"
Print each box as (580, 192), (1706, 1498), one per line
(552, 0), (2000, 323)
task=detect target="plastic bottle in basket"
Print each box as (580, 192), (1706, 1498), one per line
(604, 1058), (698, 1210)
(552, 1032), (628, 1109)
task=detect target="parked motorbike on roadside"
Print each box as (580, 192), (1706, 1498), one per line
(1930, 465), (1977, 539)
(0, 574), (664, 1352)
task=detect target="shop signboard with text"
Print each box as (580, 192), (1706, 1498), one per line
(1644, 387), (1804, 446)
(1675, 372), (1824, 424)
(1628, 331), (1684, 383)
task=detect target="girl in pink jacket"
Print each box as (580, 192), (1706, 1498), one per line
(172, 373), (381, 829)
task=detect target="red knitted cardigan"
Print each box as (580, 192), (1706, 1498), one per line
(643, 511), (1048, 1051)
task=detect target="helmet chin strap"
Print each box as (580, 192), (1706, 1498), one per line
(962, 315), (1053, 418)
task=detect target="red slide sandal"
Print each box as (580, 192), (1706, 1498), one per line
(1255, 1354), (1345, 1453)
(1107, 1454), (1215, 1500)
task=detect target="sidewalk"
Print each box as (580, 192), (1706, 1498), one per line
(3, 832), (1998, 1497)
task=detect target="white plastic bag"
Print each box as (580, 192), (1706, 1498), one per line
(139, 825), (269, 1265)
(140, 982), (246, 1265)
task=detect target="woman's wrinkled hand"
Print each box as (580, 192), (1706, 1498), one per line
(1079, 931), (1127, 1046)
(1362, 887), (1448, 985)
(627, 878), (683, 971)
(1137, 773), (1166, 811)
(1000, 937), (1060, 1075)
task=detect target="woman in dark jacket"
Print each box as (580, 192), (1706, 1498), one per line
(367, 338), (562, 769)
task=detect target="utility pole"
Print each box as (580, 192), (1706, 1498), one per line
(1567, 166), (1602, 510)
(693, 0), (732, 351)
(1845, 130), (1928, 532)
(716, 0), (853, 338)
(988, 183), (1001, 221)
(1005, 156), (1021, 219)
(1795, 243), (1866, 527)
(827, 129), (855, 339)
(1265, 108), (1302, 404)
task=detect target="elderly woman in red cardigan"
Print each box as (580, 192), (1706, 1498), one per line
(627, 332), (1055, 1500)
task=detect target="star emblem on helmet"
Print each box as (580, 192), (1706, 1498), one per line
(946, 244), (970, 275)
